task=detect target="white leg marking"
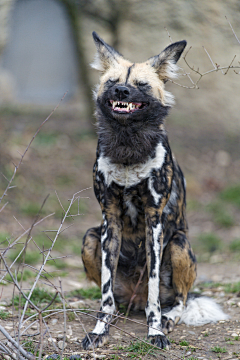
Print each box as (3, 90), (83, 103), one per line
(146, 223), (164, 336)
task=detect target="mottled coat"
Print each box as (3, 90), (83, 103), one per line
(81, 32), (227, 350)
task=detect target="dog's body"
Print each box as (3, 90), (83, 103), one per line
(81, 32), (227, 349)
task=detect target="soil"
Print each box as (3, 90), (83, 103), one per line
(1, 261), (240, 360)
(0, 111), (240, 359)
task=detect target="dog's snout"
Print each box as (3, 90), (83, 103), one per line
(115, 86), (130, 100)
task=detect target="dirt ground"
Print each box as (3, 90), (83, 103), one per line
(0, 110), (240, 359)
(1, 261), (240, 359)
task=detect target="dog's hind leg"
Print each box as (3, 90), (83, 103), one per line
(82, 226), (102, 287)
(161, 230), (197, 334)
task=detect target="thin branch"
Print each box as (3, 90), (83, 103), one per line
(0, 324), (34, 360)
(226, 15), (240, 45)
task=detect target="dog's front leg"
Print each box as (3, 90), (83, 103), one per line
(144, 208), (170, 349)
(82, 201), (122, 350)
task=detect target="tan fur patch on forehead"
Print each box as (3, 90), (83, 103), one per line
(97, 58), (133, 96)
(128, 62), (166, 103)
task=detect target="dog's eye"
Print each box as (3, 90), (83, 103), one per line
(109, 78), (119, 84)
(136, 82), (148, 87)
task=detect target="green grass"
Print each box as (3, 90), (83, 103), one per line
(14, 287), (61, 308)
(220, 183), (240, 207)
(34, 132), (57, 147)
(203, 332), (209, 337)
(223, 281), (240, 293)
(0, 310), (10, 320)
(20, 201), (46, 217)
(22, 339), (37, 356)
(69, 286), (101, 300)
(199, 281), (240, 294)
(207, 201), (234, 228)
(229, 239), (240, 252)
(211, 346), (227, 353)
(5, 269), (35, 282)
(179, 340), (189, 346)
(124, 340), (157, 357)
(8, 247), (41, 265)
(0, 232), (11, 243)
(197, 232), (222, 253)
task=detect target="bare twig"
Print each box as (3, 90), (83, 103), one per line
(0, 324), (34, 360)
(226, 15), (240, 45)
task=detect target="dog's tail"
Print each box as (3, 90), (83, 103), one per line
(179, 294), (229, 326)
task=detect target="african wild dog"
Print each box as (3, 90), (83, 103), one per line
(81, 32), (228, 349)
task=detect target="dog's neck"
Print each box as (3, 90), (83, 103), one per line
(96, 110), (169, 166)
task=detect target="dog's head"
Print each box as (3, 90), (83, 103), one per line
(91, 32), (186, 126)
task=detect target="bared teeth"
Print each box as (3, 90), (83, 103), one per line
(109, 100), (144, 112)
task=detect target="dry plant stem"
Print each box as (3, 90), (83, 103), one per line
(226, 16), (240, 45)
(19, 189), (85, 325)
(0, 91), (68, 206)
(0, 254), (38, 311)
(59, 278), (66, 360)
(125, 261), (147, 319)
(0, 324), (34, 360)
(42, 317), (59, 354)
(17, 195), (50, 350)
(0, 212), (55, 282)
(38, 313), (44, 360)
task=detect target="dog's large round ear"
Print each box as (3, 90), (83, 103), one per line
(148, 40), (187, 81)
(91, 32), (123, 72)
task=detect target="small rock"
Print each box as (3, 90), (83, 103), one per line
(0, 306), (6, 310)
(71, 337), (78, 342)
(45, 355), (60, 360)
(57, 333), (64, 339)
(48, 337), (56, 343)
(209, 254), (223, 264)
(202, 290), (213, 296)
(0, 300), (8, 306)
(237, 302), (240, 308)
(186, 351), (191, 356)
(231, 332), (238, 337)
(31, 324), (38, 330)
(51, 318), (58, 325)
(68, 325), (73, 336)
(69, 300), (86, 309)
(216, 150), (231, 167)
(212, 274), (223, 282)
(188, 330), (196, 335)
(219, 320), (225, 323)
(58, 340), (67, 349)
(5, 326), (13, 330)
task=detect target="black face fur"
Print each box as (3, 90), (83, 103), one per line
(96, 82), (169, 165)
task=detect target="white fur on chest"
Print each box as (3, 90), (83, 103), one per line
(97, 142), (166, 188)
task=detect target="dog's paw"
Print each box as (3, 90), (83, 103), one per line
(82, 332), (109, 350)
(148, 334), (170, 349)
(161, 315), (175, 334)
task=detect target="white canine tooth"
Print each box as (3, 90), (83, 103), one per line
(113, 101), (117, 108)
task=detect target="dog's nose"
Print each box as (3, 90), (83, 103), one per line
(115, 86), (130, 100)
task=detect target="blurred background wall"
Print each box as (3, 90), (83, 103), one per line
(0, 0), (240, 268)
(0, 0), (240, 130)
